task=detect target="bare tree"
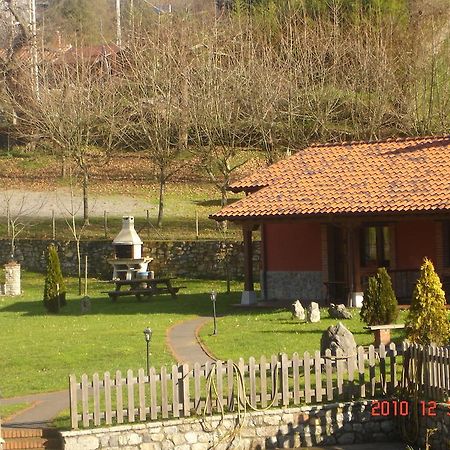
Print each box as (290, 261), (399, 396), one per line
(58, 177), (88, 295)
(119, 28), (195, 228)
(2, 191), (45, 260)
(3, 51), (124, 225)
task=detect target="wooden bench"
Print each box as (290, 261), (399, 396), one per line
(365, 324), (405, 346)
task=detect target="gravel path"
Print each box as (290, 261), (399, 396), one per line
(0, 188), (151, 218)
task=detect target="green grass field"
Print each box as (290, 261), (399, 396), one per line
(0, 271), (409, 400)
(0, 271), (241, 398)
(199, 307), (408, 361)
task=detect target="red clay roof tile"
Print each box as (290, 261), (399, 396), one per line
(212, 135), (450, 221)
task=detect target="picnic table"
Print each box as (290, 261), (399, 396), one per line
(103, 277), (186, 301)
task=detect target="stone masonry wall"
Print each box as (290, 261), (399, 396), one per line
(417, 402), (450, 450)
(0, 239), (261, 280)
(61, 401), (400, 450)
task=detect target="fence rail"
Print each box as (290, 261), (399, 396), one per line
(402, 343), (450, 401)
(69, 344), (402, 430)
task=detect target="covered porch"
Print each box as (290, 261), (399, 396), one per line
(239, 215), (450, 305)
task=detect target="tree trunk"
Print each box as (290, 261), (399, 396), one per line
(83, 170), (90, 225)
(10, 223), (15, 260)
(61, 154), (66, 178)
(157, 169), (165, 228)
(76, 239), (82, 295)
(220, 186), (228, 232)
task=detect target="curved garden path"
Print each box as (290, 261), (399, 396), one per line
(1, 316), (214, 427)
(166, 316), (215, 365)
(0, 390), (68, 428)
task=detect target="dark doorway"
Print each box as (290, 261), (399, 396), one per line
(326, 225), (348, 302)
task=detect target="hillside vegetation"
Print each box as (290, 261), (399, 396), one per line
(0, 0), (448, 229)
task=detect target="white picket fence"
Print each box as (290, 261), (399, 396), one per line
(69, 343), (402, 430)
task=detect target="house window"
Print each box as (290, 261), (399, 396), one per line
(361, 225), (390, 267)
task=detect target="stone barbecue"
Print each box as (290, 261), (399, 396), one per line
(107, 216), (152, 280)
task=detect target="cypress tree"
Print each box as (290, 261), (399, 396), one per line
(406, 258), (450, 346)
(43, 244), (66, 313)
(360, 267), (398, 326)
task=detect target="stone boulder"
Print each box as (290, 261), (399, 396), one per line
(321, 322), (357, 357)
(291, 300), (306, 321)
(307, 302), (321, 323)
(328, 303), (352, 320)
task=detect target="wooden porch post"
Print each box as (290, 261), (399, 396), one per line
(347, 222), (363, 307)
(243, 224), (254, 291)
(242, 223), (257, 305)
(352, 226), (362, 292)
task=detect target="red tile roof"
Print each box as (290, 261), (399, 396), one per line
(211, 135), (450, 221)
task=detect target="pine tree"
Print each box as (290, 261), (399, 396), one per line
(43, 244), (66, 313)
(406, 258), (450, 346)
(360, 267), (398, 326)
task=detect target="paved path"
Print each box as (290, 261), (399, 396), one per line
(167, 317), (215, 365)
(0, 390), (68, 428)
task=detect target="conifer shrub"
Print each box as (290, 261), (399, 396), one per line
(360, 267), (398, 326)
(405, 258), (450, 346)
(43, 244), (66, 313)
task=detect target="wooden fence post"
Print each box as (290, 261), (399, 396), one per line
(81, 374), (89, 428)
(69, 374), (79, 430)
(116, 370), (123, 424)
(104, 372), (112, 425)
(127, 369), (135, 423)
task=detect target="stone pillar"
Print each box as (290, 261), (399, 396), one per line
(4, 262), (21, 296)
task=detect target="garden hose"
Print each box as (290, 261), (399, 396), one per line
(201, 360), (280, 449)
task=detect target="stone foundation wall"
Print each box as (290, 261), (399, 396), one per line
(264, 271), (324, 302)
(417, 402), (450, 450)
(0, 239), (260, 280)
(61, 401), (400, 450)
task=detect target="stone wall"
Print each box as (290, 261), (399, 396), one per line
(61, 401), (400, 450)
(416, 402), (450, 450)
(264, 271), (324, 302)
(0, 239), (261, 280)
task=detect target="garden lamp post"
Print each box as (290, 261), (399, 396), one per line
(211, 291), (217, 335)
(143, 327), (152, 377)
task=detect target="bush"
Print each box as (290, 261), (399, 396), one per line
(43, 244), (66, 313)
(360, 267), (398, 326)
(405, 258), (450, 346)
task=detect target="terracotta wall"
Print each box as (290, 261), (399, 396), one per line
(395, 220), (437, 269)
(264, 221), (322, 271)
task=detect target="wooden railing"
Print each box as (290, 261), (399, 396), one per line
(69, 344), (402, 430)
(402, 343), (450, 402)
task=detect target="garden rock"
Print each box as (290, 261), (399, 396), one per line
(291, 300), (305, 321)
(307, 302), (321, 323)
(328, 303), (352, 319)
(320, 322), (356, 357)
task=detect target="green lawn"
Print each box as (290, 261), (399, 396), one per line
(199, 306), (408, 362)
(0, 402), (30, 420)
(0, 271), (241, 398)
(0, 271), (409, 400)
